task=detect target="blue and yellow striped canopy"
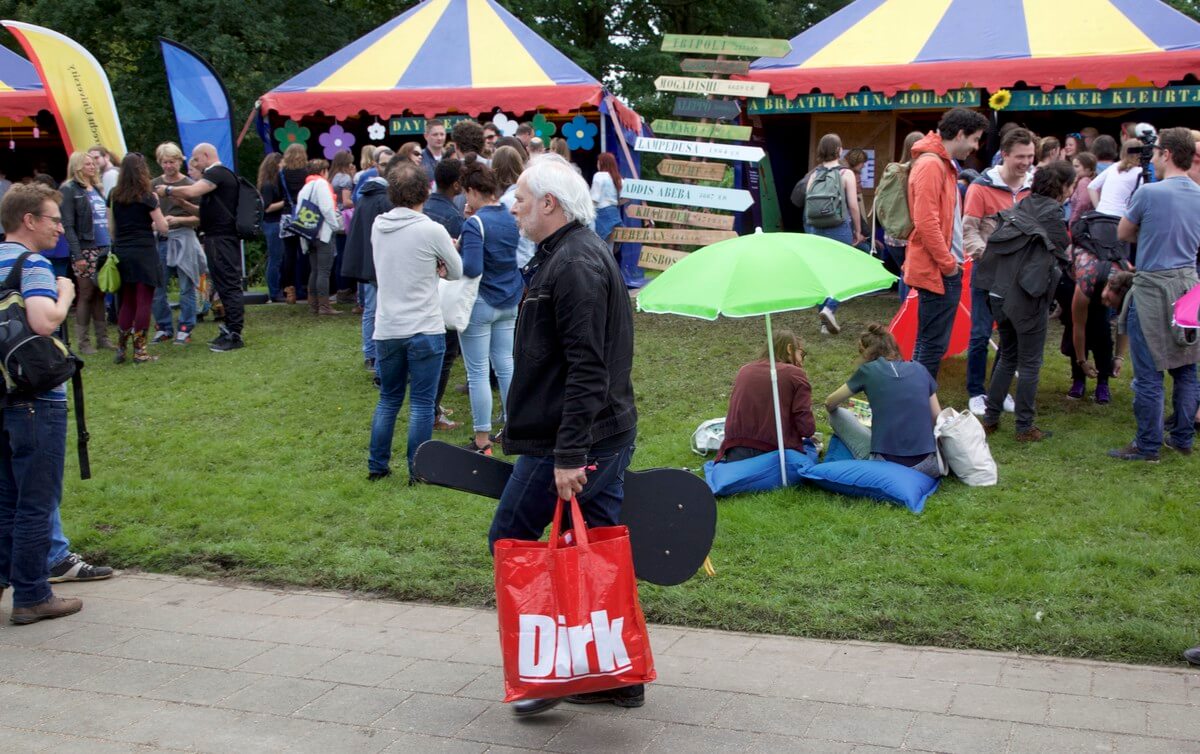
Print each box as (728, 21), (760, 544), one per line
(261, 0), (608, 120)
(748, 0), (1200, 98)
(0, 43), (48, 118)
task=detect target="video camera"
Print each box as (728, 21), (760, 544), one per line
(1131, 122), (1157, 184)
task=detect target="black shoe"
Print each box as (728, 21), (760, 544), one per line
(367, 469), (391, 482)
(209, 332), (244, 353)
(208, 324), (230, 345)
(1185, 646), (1200, 666)
(49, 553), (114, 583)
(1163, 437), (1193, 456)
(511, 697), (562, 717)
(564, 684), (645, 708)
(364, 357), (375, 372)
(1107, 442), (1160, 463)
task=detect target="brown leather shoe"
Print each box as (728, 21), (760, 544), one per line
(10, 595), (82, 625)
(981, 421), (999, 436)
(1015, 426), (1053, 442)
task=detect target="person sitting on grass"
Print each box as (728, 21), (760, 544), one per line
(823, 324), (943, 478)
(715, 329), (815, 463)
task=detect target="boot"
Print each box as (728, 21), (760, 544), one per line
(114, 328), (132, 364)
(132, 330), (158, 363)
(309, 294), (320, 314)
(74, 323), (96, 356)
(284, 286), (296, 305)
(93, 319), (113, 350)
(317, 296), (341, 316)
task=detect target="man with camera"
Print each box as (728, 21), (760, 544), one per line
(1108, 127), (1200, 463)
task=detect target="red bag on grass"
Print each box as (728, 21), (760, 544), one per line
(493, 496), (656, 703)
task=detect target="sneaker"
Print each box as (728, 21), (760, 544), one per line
(565, 684), (645, 708)
(364, 357), (375, 372)
(174, 328), (191, 345)
(1163, 436), (1193, 456)
(1094, 384), (1111, 404)
(49, 553), (114, 583)
(1015, 426), (1052, 442)
(819, 306), (840, 335)
(464, 439), (493, 456)
(10, 595), (82, 625)
(968, 395), (987, 416)
(1003, 394), (1016, 413)
(1067, 380), (1085, 400)
(209, 332), (244, 353)
(208, 324), (230, 345)
(1108, 442), (1160, 463)
(151, 329), (172, 343)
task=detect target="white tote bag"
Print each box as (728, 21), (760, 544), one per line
(439, 215), (483, 331)
(934, 408), (998, 487)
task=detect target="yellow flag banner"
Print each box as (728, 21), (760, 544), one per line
(2, 21), (125, 157)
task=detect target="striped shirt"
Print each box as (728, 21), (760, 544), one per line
(0, 242), (66, 400)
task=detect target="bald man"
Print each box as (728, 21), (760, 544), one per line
(156, 144), (245, 351)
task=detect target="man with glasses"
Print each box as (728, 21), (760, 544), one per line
(0, 183), (84, 624)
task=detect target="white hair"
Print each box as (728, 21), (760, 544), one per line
(522, 153), (595, 227)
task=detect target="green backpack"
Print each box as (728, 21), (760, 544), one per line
(873, 161), (914, 240)
(803, 166), (848, 229)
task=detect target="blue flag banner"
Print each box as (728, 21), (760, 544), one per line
(158, 38), (235, 169)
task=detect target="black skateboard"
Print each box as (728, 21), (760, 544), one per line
(413, 440), (717, 586)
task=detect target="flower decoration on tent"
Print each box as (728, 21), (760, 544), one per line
(367, 120), (386, 141)
(274, 119), (310, 149)
(564, 115), (597, 151)
(531, 113), (556, 141)
(988, 89), (1012, 111)
(491, 112), (518, 137)
(319, 123), (356, 159)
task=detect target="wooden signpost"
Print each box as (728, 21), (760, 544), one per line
(611, 228), (736, 246)
(661, 34), (792, 58)
(657, 159), (728, 181)
(672, 96), (741, 121)
(654, 76), (770, 98)
(626, 204), (736, 230)
(638, 247), (691, 271)
(635, 136), (764, 163)
(650, 119), (752, 141)
(680, 58), (751, 75)
(621, 179), (754, 212)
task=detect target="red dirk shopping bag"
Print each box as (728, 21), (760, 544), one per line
(493, 496), (656, 702)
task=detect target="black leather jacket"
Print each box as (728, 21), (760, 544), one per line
(59, 179), (98, 259)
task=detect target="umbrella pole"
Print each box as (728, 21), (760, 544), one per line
(764, 313), (788, 486)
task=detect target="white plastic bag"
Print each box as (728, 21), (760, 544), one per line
(691, 417), (725, 456)
(934, 408), (997, 486)
(439, 215), (482, 331)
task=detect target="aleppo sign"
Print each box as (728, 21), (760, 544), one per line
(625, 204), (735, 230)
(661, 34), (791, 58)
(658, 159), (728, 181)
(634, 136), (764, 163)
(638, 247), (691, 271)
(622, 179), (754, 212)
(680, 58), (751, 75)
(747, 89), (980, 115)
(1005, 86), (1200, 111)
(654, 76), (770, 99)
(651, 119), (752, 141)
(672, 97), (742, 121)
(611, 228), (736, 246)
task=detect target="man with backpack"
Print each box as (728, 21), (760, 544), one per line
(0, 183), (84, 624)
(962, 127), (1035, 415)
(156, 143), (246, 352)
(906, 107), (990, 380)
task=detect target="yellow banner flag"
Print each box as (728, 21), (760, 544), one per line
(2, 21), (126, 158)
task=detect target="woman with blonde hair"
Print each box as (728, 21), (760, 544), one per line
(1088, 138), (1145, 220)
(278, 143), (310, 303)
(59, 150), (111, 354)
(357, 145), (376, 177)
(150, 141), (202, 344)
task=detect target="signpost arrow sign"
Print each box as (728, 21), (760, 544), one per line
(672, 97), (742, 121)
(661, 34), (792, 58)
(657, 159), (728, 182)
(651, 119), (752, 141)
(634, 136), (764, 163)
(611, 228), (737, 246)
(680, 58), (751, 75)
(621, 179), (754, 212)
(654, 76), (770, 99)
(626, 204), (735, 230)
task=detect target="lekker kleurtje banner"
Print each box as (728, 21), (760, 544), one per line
(2, 21), (126, 157)
(159, 38), (236, 170)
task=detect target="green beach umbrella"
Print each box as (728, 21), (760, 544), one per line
(637, 232), (897, 483)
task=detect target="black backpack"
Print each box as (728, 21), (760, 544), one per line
(210, 165), (264, 240)
(1070, 210), (1130, 286)
(0, 252), (80, 397)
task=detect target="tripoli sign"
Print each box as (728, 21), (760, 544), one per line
(621, 179), (754, 212)
(672, 96), (742, 121)
(661, 34), (791, 58)
(654, 76), (770, 99)
(657, 159), (728, 181)
(611, 228), (736, 246)
(651, 119), (751, 141)
(625, 204), (735, 230)
(634, 136), (764, 163)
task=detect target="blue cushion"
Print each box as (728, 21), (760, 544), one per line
(800, 460), (938, 513)
(822, 435), (855, 463)
(703, 447), (816, 497)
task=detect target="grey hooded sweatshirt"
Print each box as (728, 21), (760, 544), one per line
(371, 207), (462, 340)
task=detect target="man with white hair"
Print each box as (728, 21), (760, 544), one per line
(491, 155), (640, 717)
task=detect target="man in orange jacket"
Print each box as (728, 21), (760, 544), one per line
(906, 108), (990, 380)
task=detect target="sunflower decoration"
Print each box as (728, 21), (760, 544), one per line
(988, 89), (1012, 111)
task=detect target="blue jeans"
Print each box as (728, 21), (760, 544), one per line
(913, 271), (963, 381)
(966, 286), (995, 397)
(0, 400), (67, 607)
(805, 220), (854, 313)
(460, 299), (517, 432)
(361, 283), (377, 361)
(47, 507), (69, 568)
(1128, 300), (1198, 453)
(151, 240), (197, 333)
(488, 443), (635, 551)
(263, 221), (283, 301)
(368, 333), (445, 476)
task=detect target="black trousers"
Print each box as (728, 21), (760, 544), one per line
(1060, 291), (1114, 384)
(984, 299), (1047, 432)
(280, 234), (309, 297)
(434, 330), (461, 409)
(203, 235), (244, 335)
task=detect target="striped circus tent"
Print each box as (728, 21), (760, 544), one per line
(260, 0), (638, 129)
(746, 0), (1200, 98)
(0, 44), (48, 119)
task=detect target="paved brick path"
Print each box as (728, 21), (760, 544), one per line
(1, 573), (1198, 752)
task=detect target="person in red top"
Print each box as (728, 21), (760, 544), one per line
(715, 330), (815, 463)
(905, 107), (989, 380)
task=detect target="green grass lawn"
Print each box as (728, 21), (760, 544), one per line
(62, 292), (1198, 665)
